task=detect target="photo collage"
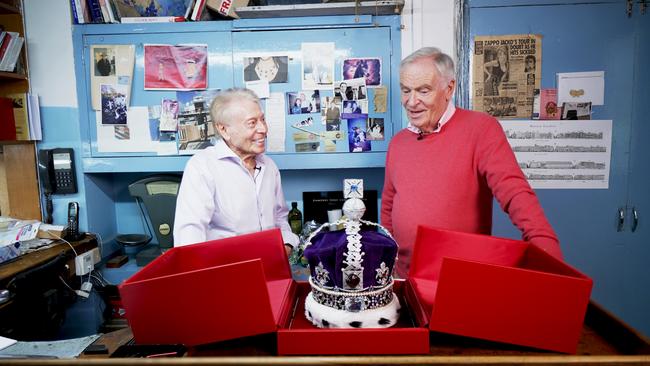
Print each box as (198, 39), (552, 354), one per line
(91, 43), (387, 155)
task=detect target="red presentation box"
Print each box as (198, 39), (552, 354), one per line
(119, 228), (429, 354)
(406, 225), (593, 354)
(119, 228), (294, 346)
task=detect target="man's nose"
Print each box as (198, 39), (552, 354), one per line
(256, 120), (268, 133)
(405, 93), (418, 106)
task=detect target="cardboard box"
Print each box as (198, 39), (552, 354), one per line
(119, 228), (429, 354)
(407, 225), (593, 354)
(119, 228), (293, 346)
(205, 0), (249, 19)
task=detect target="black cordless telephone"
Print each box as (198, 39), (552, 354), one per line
(65, 202), (82, 241)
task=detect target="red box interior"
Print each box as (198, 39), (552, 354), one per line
(407, 225), (593, 354)
(276, 281), (430, 355)
(119, 228), (293, 346)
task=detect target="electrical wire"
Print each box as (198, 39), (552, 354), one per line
(47, 231), (78, 257)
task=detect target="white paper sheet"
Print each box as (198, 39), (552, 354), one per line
(557, 71), (605, 106)
(245, 80), (270, 99)
(301, 42), (335, 90)
(96, 107), (158, 153)
(0, 336), (17, 351)
(265, 92), (286, 152)
(500, 120), (612, 189)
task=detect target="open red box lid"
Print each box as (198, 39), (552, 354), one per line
(407, 225), (593, 354)
(119, 228), (295, 346)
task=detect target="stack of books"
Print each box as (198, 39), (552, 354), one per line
(70, 0), (198, 24)
(0, 31), (25, 73)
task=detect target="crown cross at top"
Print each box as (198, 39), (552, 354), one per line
(344, 179), (363, 199)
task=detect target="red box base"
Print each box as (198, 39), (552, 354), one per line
(277, 281), (429, 355)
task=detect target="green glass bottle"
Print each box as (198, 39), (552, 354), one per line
(288, 202), (303, 235)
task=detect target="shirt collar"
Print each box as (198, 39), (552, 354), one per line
(407, 101), (456, 135)
(213, 139), (264, 167)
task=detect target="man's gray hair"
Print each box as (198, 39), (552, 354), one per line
(210, 88), (260, 126)
(400, 47), (456, 83)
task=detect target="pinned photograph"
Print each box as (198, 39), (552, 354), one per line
(366, 118), (384, 141)
(101, 84), (128, 125)
(293, 117), (314, 128)
(94, 48), (115, 77)
(114, 125), (130, 140)
(144, 44), (208, 90)
(347, 118), (371, 153)
(341, 100), (368, 119)
(561, 102), (592, 120)
(296, 141), (320, 153)
(159, 99), (179, 132)
(342, 58), (381, 87)
(176, 89), (221, 153)
(321, 96), (341, 122)
(243, 56), (289, 83)
(301, 42), (335, 90)
(286, 90), (321, 115)
(326, 119), (341, 132)
(336, 78), (367, 101)
(148, 105), (177, 142)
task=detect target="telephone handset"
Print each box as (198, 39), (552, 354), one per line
(38, 148), (78, 195)
(65, 201), (82, 241)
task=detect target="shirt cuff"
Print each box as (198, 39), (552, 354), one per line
(281, 231), (300, 248)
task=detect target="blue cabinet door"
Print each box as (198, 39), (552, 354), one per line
(622, 10), (650, 337)
(468, 0), (648, 336)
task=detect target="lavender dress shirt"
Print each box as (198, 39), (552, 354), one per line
(173, 139), (299, 248)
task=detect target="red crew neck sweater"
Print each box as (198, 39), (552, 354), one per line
(381, 108), (560, 277)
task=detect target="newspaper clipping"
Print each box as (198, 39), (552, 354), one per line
(472, 34), (541, 119)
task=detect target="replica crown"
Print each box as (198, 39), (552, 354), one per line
(303, 179), (400, 328)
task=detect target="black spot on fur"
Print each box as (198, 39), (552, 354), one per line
(322, 319), (329, 328)
(349, 321), (362, 328)
(378, 318), (391, 325)
(308, 311), (312, 318)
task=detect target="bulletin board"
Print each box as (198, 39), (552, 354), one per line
(75, 16), (402, 172)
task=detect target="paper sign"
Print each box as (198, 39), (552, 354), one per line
(557, 71), (605, 106)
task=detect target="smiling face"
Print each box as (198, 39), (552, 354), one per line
(400, 57), (455, 133)
(216, 99), (267, 162)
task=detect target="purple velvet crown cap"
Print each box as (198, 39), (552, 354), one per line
(303, 229), (398, 290)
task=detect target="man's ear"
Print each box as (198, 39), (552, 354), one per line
(215, 122), (229, 141)
(445, 79), (456, 101)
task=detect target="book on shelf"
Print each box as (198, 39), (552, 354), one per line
(0, 31), (16, 65)
(0, 97), (17, 141)
(71, 0), (85, 23)
(27, 94), (42, 141)
(112, 0), (193, 18)
(86, 0), (105, 23)
(0, 33), (24, 73)
(6, 93), (29, 141)
(120, 15), (186, 23)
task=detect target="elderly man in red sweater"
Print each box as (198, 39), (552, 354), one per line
(381, 47), (562, 277)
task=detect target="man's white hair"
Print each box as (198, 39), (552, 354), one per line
(400, 47), (456, 84)
(210, 88), (261, 127)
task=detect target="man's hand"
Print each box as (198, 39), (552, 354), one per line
(284, 244), (293, 258)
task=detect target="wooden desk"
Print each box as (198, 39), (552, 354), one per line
(0, 234), (98, 339)
(67, 301), (650, 365)
(0, 234), (98, 288)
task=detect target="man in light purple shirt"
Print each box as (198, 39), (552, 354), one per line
(173, 88), (299, 256)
